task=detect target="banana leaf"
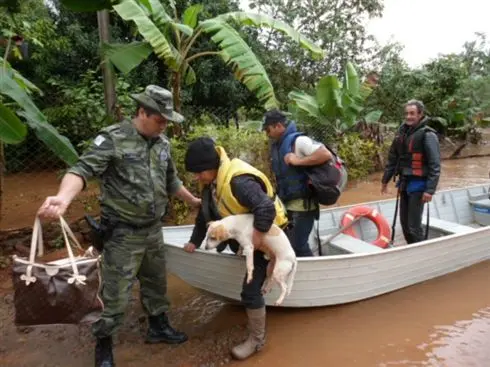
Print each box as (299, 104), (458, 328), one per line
(213, 12), (324, 60)
(200, 19), (278, 110)
(113, 0), (181, 70)
(101, 41), (154, 74)
(0, 102), (27, 144)
(0, 69), (78, 165)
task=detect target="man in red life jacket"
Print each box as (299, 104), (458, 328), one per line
(381, 100), (441, 244)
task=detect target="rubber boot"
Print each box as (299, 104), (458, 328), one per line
(231, 307), (266, 360)
(94, 336), (114, 367)
(146, 313), (188, 344)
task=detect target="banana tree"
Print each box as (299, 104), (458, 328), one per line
(288, 61), (383, 138)
(0, 56), (79, 219)
(0, 64), (79, 162)
(60, 0), (324, 113)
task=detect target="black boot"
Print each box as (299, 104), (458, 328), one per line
(146, 313), (188, 344)
(94, 336), (114, 367)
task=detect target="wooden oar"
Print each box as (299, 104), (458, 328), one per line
(318, 215), (363, 251)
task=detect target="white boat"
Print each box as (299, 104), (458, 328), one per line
(163, 184), (490, 307)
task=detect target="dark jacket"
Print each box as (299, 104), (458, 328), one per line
(189, 174), (276, 247)
(382, 117), (441, 194)
(271, 122), (310, 202)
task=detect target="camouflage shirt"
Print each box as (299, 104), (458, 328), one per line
(68, 119), (182, 226)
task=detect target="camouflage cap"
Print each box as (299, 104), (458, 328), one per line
(130, 85), (184, 123)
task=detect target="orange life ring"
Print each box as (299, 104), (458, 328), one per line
(340, 205), (391, 248)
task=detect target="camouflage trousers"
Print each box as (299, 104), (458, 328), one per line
(91, 223), (169, 338)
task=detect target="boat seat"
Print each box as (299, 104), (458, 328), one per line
(327, 233), (384, 254)
(422, 217), (474, 235)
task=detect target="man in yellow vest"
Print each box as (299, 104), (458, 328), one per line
(182, 137), (288, 361)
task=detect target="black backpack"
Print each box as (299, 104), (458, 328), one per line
(304, 143), (348, 206)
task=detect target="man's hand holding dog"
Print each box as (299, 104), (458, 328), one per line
(252, 229), (266, 248)
(183, 242), (197, 253)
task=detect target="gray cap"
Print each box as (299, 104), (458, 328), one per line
(130, 85), (184, 123)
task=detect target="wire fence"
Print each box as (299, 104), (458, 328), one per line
(3, 105), (339, 175)
(0, 106), (335, 230)
(0, 105), (336, 231)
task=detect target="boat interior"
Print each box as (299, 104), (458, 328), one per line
(313, 185), (490, 256)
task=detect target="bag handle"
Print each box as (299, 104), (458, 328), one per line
(59, 215), (87, 285)
(20, 215), (86, 286)
(58, 215), (83, 251)
(20, 217), (44, 285)
(29, 216), (44, 259)
(26, 215), (83, 262)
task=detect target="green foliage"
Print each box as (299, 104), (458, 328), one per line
(0, 102), (27, 144)
(248, 0), (383, 94)
(367, 34), (490, 141)
(337, 133), (386, 180)
(43, 69), (141, 150)
(98, 1), (323, 111)
(0, 1), (76, 163)
(288, 62), (381, 139)
(0, 36), (78, 166)
(60, 0), (112, 12)
(0, 0), (21, 14)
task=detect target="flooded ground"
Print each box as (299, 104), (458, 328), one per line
(1, 153), (490, 366)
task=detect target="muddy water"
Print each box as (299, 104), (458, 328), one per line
(230, 262), (490, 367)
(1, 156), (490, 367)
(338, 157), (490, 207)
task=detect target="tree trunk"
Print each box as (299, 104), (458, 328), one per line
(170, 71), (183, 137)
(97, 10), (117, 120)
(172, 71), (182, 113)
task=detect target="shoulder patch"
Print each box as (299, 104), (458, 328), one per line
(159, 149), (168, 161)
(94, 135), (106, 146)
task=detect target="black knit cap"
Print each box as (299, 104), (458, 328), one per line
(184, 137), (220, 173)
(262, 109), (287, 130)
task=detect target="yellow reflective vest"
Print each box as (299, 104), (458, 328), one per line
(215, 146), (288, 228)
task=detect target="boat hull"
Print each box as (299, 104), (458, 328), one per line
(163, 184), (490, 307)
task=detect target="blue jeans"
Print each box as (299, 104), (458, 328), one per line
(287, 210), (315, 257)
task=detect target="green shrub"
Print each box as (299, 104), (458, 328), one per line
(337, 133), (387, 180)
(43, 70), (142, 152)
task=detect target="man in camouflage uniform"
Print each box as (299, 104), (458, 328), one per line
(38, 85), (201, 367)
